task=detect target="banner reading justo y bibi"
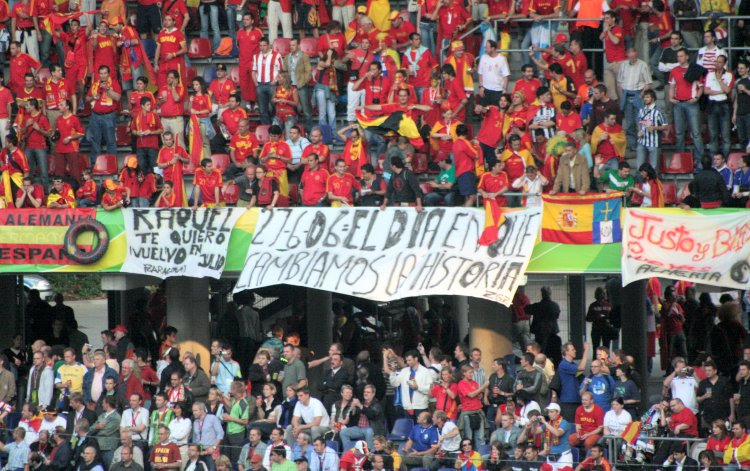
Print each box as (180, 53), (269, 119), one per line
(621, 209), (750, 288)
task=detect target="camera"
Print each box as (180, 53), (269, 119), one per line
(373, 98), (381, 104)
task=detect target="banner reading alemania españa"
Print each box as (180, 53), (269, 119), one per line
(234, 207), (542, 305)
(121, 208), (246, 279)
(622, 209), (750, 289)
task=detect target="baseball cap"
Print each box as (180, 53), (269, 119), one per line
(250, 455), (263, 464)
(113, 324), (128, 334)
(389, 10), (400, 20)
(357, 5), (367, 13)
(526, 165), (538, 173)
(545, 403), (561, 412)
(354, 441), (368, 455)
(217, 64), (227, 71)
(104, 179), (119, 191)
(555, 33), (567, 43)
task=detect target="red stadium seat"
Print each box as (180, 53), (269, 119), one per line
(255, 125), (271, 145)
(375, 155), (385, 174)
(36, 68), (50, 86)
(661, 124), (676, 145)
(223, 184), (239, 204)
(663, 181), (677, 206)
(420, 182), (433, 194)
(329, 153), (342, 172)
(116, 125), (130, 146)
(411, 153), (428, 174)
(185, 67), (199, 83)
(296, 124), (306, 137)
(272, 38), (291, 55)
(187, 38), (213, 59)
(211, 154), (231, 174)
(183, 159), (197, 175)
(300, 37), (318, 57)
(728, 152), (745, 172)
(660, 151), (694, 175)
(92, 154), (118, 175)
(79, 154), (90, 170)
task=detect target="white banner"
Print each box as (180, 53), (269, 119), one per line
(234, 207), (541, 305)
(122, 208), (246, 279)
(622, 209), (750, 289)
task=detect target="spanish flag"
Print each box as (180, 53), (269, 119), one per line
(356, 109), (423, 148)
(541, 193), (623, 244)
(621, 421), (642, 445)
(188, 115), (204, 166)
(478, 198), (506, 246)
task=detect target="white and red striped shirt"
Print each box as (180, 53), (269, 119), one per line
(252, 51), (282, 84)
(696, 45), (727, 72)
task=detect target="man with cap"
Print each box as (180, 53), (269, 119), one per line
(340, 441), (370, 471)
(208, 65), (237, 118)
(388, 12), (414, 50)
(101, 180), (132, 211)
(539, 403), (572, 470)
(154, 13), (188, 89)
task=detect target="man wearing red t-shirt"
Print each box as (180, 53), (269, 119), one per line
(669, 48), (704, 167)
(132, 98), (163, 172)
(44, 65), (71, 148)
(300, 153), (329, 206)
(86, 65), (122, 162)
(193, 159), (223, 207)
(576, 444), (612, 471)
(10, 0), (37, 59)
(220, 95), (248, 137)
(453, 124), (479, 207)
(154, 14), (187, 88)
(475, 100), (506, 167)
(237, 14), (264, 103)
(327, 158), (361, 206)
(600, 10), (627, 101)
(301, 128), (330, 169)
(7, 42), (39, 96)
(442, 64), (469, 122)
(437, 0), (470, 61)
(208, 65), (237, 117)
(569, 392), (604, 450)
(513, 65), (542, 102)
(227, 119), (260, 179)
(14, 177), (43, 208)
(0, 73), (14, 148)
(402, 34), (435, 99)
(158, 70), (187, 148)
(20, 99), (51, 191)
(91, 21), (119, 81)
(477, 160), (509, 207)
(54, 99), (85, 184)
(259, 125), (293, 196)
(665, 398), (698, 437)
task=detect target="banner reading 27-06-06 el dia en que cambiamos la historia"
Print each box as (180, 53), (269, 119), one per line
(234, 207), (542, 306)
(621, 209), (750, 289)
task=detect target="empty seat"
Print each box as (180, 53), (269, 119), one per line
(386, 418), (413, 442)
(663, 181), (677, 206)
(299, 37), (318, 57)
(255, 125), (271, 145)
(211, 154), (231, 174)
(223, 184), (239, 204)
(660, 152), (694, 175)
(92, 154), (118, 175)
(187, 38), (212, 59)
(272, 38), (291, 55)
(411, 153), (428, 174)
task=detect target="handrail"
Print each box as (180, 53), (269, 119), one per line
(600, 433), (707, 469)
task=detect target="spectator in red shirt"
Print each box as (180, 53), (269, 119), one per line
(457, 365), (489, 447)
(513, 65), (542, 102)
(53, 99), (85, 184)
(663, 398), (699, 438)
(0, 72), (13, 148)
(237, 14), (264, 104)
(299, 153), (329, 206)
(389, 12), (415, 50)
(76, 170), (99, 208)
(86, 65), (122, 162)
(101, 179), (131, 211)
(132, 98), (163, 173)
(477, 160), (510, 207)
(569, 392), (604, 450)
(600, 10), (627, 101)
(402, 33), (435, 100)
(452, 124), (479, 207)
(7, 41), (39, 96)
(20, 99), (52, 191)
(192, 159), (223, 208)
(14, 177), (43, 208)
(327, 158), (361, 206)
(158, 70), (187, 148)
(10, 0), (37, 60)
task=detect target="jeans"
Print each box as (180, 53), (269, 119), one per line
(200, 3), (221, 52)
(273, 114), (297, 138)
(87, 112), (117, 162)
(314, 84), (336, 128)
(137, 148), (159, 173)
(520, 27), (533, 68)
(101, 450), (114, 470)
(419, 21), (436, 56)
(256, 83), (276, 125)
(364, 129), (385, 166)
(226, 4), (240, 42)
(708, 100), (731, 158)
(339, 426), (374, 452)
(267, 0), (293, 42)
(636, 144), (659, 170)
(131, 197), (150, 207)
(673, 101), (704, 167)
(738, 114), (750, 149)
(39, 30), (54, 68)
(78, 198), (97, 207)
(621, 91), (643, 151)
(26, 148), (49, 190)
(424, 191), (456, 206)
(297, 85), (312, 124)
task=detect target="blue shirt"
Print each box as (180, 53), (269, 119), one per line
(309, 448), (339, 471)
(409, 424), (439, 452)
(292, 444), (314, 462)
(584, 374), (615, 412)
(546, 419), (571, 454)
(557, 359), (580, 404)
(192, 413), (225, 447)
(715, 165), (733, 189)
(5, 441), (30, 470)
(734, 168), (750, 191)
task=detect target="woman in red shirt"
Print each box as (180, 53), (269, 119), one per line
(190, 77), (213, 159)
(430, 368), (459, 420)
(272, 72), (300, 137)
(457, 365), (490, 447)
(706, 419), (730, 463)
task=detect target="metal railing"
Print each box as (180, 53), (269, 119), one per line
(673, 15), (750, 70)
(601, 433), (708, 469)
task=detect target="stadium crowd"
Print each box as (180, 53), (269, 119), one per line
(0, 0), (749, 210)
(4, 281), (750, 471)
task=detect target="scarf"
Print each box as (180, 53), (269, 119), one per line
(91, 77), (113, 105)
(544, 415), (563, 448)
(347, 138), (363, 161)
(650, 178), (665, 208)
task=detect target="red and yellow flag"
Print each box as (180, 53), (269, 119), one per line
(188, 115), (204, 166)
(478, 198), (506, 246)
(621, 421), (642, 445)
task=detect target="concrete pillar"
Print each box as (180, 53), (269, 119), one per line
(0, 276), (23, 346)
(568, 276), (587, 352)
(451, 296), (469, 345)
(621, 279), (648, 402)
(306, 289), (332, 390)
(166, 278), (211, 371)
(467, 297), (512, 375)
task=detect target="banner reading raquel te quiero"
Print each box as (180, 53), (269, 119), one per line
(234, 207), (542, 305)
(121, 208), (246, 279)
(622, 209), (750, 289)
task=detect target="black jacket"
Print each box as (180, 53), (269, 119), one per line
(66, 408), (98, 438)
(348, 397), (386, 436)
(50, 442), (73, 471)
(663, 456), (698, 471)
(318, 367), (350, 412)
(693, 168), (729, 205)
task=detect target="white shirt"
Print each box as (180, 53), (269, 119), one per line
(670, 376), (699, 413)
(517, 401), (541, 426)
(39, 416), (67, 434)
(439, 421), (461, 452)
(511, 175), (548, 207)
(389, 364), (433, 411)
(704, 69), (733, 102)
(169, 417), (193, 446)
(477, 53), (510, 91)
(292, 398), (331, 427)
(121, 407), (150, 441)
(603, 409), (632, 436)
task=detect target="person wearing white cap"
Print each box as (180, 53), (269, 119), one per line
(541, 403), (572, 470)
(339, 441), (369, 471)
